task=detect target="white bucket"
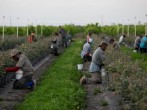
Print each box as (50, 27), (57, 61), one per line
(133, 50), (137, 53)
(101, 69), (106, 76)
(16, 69), (23, 79)
(77, 64), (83, 70)
(51, 44), (53, 49)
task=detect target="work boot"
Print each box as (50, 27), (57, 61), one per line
(88, 72), (102, 84)
(80, 76), (87, 85)
(33, 79), (36, 88)
(96, 72), (102, 84)
(54, 53), (59, 56)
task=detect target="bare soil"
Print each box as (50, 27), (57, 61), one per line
(82, 62), (124, 110)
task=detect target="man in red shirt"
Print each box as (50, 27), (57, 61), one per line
(28, 32), (38, 43)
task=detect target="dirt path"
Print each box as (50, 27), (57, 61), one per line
(0, 47), (65, 110)
(82, 62), (124, 110)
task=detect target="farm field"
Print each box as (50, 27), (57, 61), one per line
(11, 34), (147, 110)
(0, 24), (147, 110)
(0, 0), (147, 109)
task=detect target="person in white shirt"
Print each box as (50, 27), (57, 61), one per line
(80, 41), (108, 85)
(119, 34), (126, 45)
(86, 32), (92, 42)
(81, 38), (93, 62)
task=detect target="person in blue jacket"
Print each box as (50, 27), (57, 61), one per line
(140, 35), (147, 53)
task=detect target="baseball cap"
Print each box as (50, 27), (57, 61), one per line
(10, 49), (19, 57)
(99, 41), (108, 46)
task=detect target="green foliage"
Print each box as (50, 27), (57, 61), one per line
(41, 26), (57, 37)
(0, 23), (145, 38)
(101, 25), (117, 37)
(99, 24), (145, 38)
(84, 23), (101, 34)
(0, 25), (57, 37)
(63, 24), (84, 36)
(5, 26), (16, 35)
(28, 25), (35, 34)
(93, 34), (147, 109)
(0, 36), (26, 51)
(122, 46), (147, 70)
(0, 36), (53, 76)
(19, 27), (27, 36)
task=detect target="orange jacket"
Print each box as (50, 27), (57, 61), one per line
(28, 36), (33, 43)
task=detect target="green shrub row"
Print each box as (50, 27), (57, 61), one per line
(93, 35), (147, 109)
(0, 36), (54, 76)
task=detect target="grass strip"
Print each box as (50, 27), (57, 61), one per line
(122, 46), (147, 70)
(15, 40), (86, 110)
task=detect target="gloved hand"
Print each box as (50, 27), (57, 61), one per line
(4, 68), (12, 72)
(4, 67), (20, 72)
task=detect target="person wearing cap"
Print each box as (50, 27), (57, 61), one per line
(101, 36), (110, 44)
(27, 32), (38, 43)
(58, 26), (67, 48)
(51, 32), (60, 56)
(109, 38), (120, 50)
(80, 41), (108, 85)
(81, 38), (93, 62)
(4, 49), (34, 89)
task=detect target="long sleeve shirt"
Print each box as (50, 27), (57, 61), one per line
(81, 42), (92, 58)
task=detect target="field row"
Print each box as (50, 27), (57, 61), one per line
(15, 40), (85, 110)
(93, 34), (147, 109)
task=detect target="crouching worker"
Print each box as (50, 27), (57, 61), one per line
(109, 38), (120, 50)
(4, 49), (35, 89)
(81, 38), (93, 62)
(80, 41), (108, 85)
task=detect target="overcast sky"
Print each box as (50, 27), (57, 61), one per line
(0, 0), (147, 26)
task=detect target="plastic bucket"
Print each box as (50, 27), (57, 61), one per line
(77, 64), (83, 70)
(133, 50), (137, 53)
(16, 70), (23, 79)
(51, 45), (54, 49)
(101, 69), (106, 76)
